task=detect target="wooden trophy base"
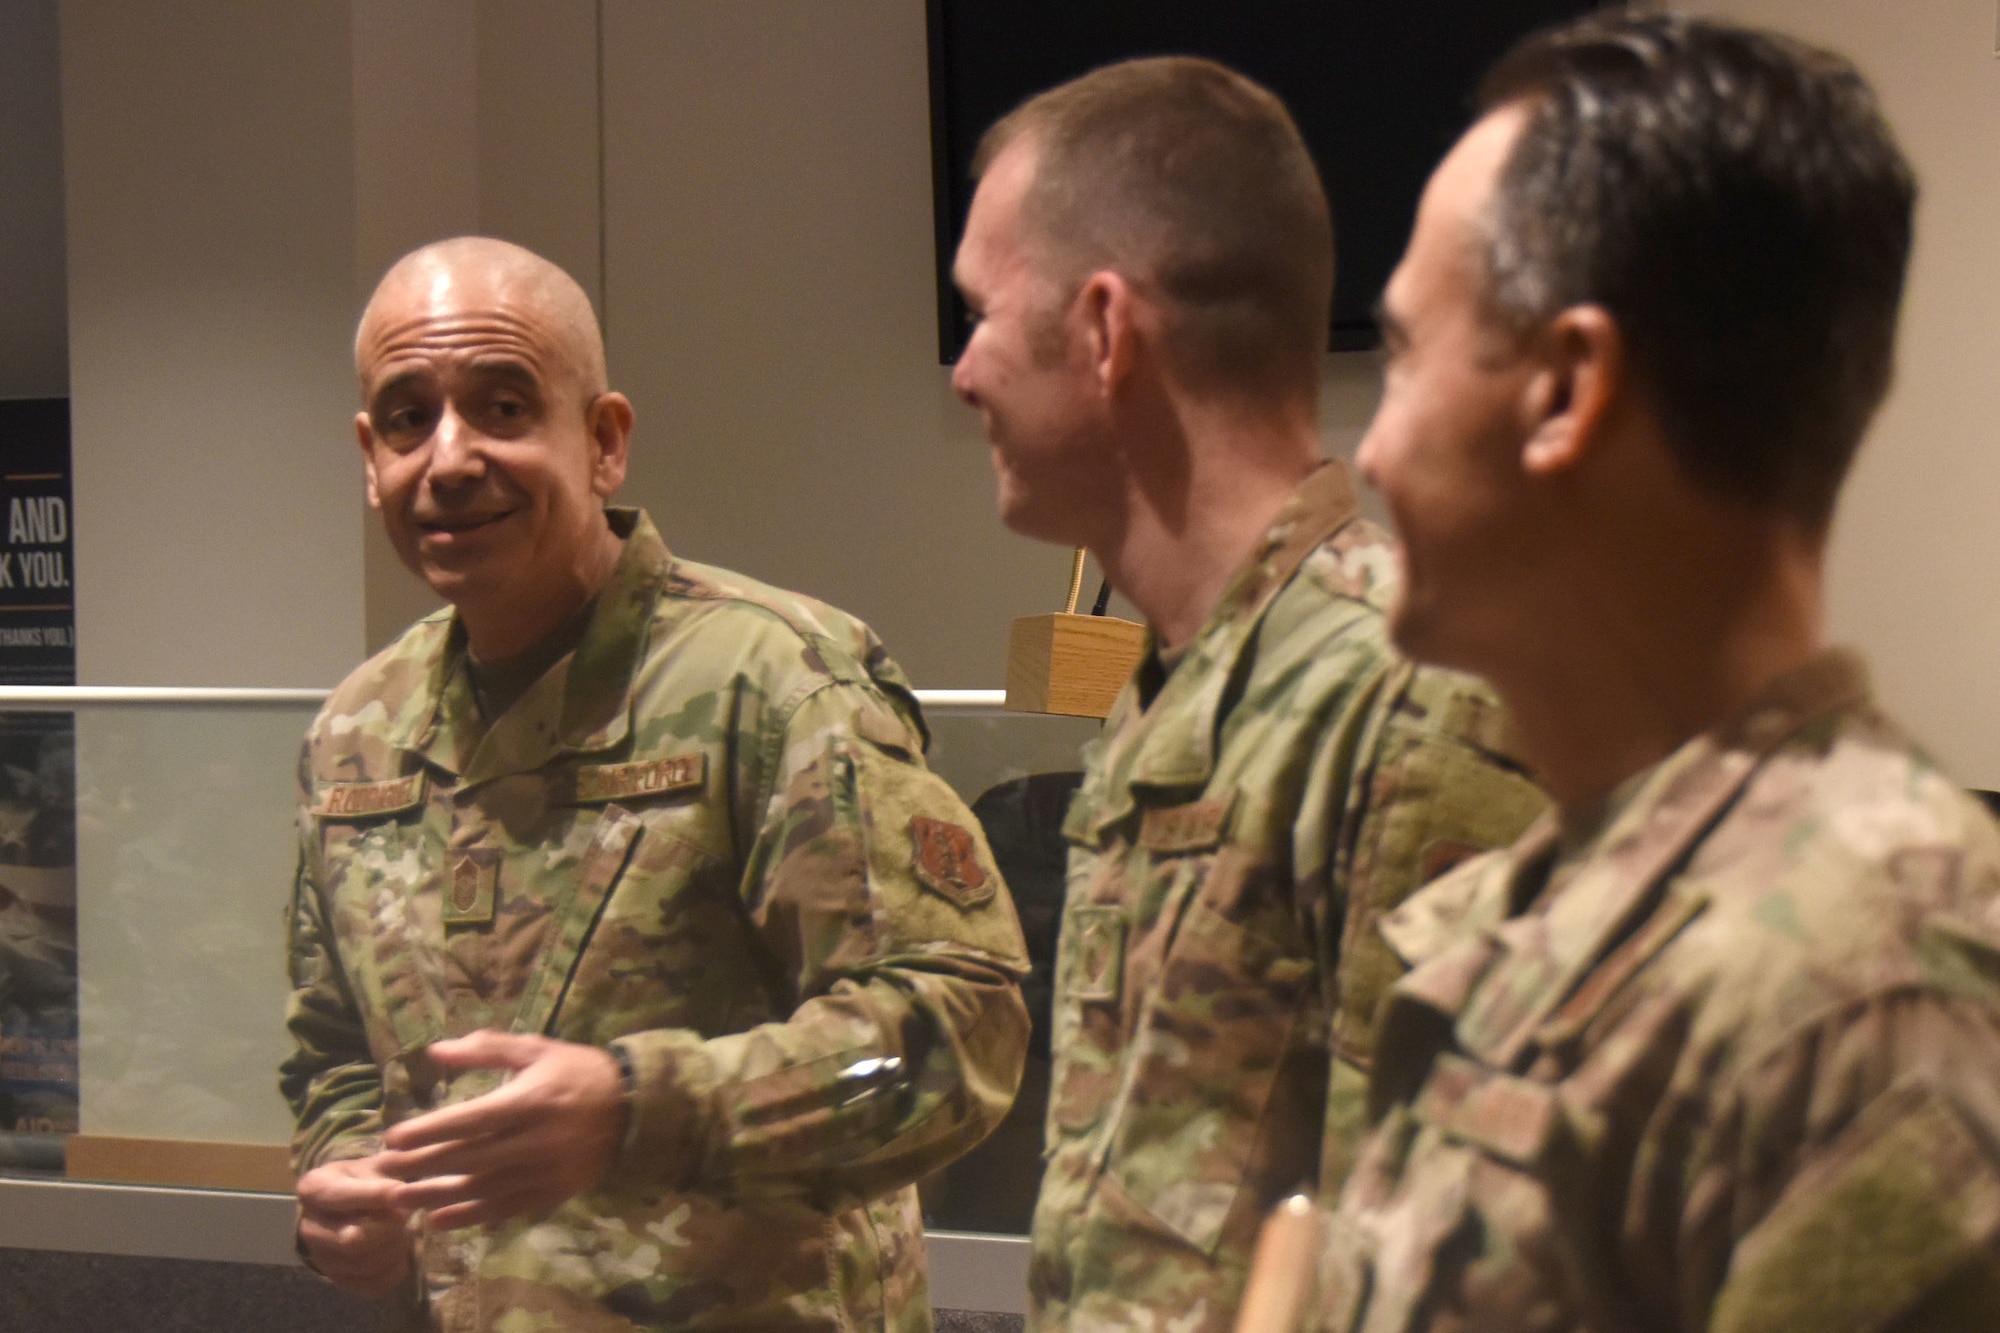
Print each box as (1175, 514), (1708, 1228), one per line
(1004, 612), (1148, 719)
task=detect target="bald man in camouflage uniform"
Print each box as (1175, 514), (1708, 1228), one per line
(282, 237), (1029, 1331)
(1315, 14), (2000, 1331)
(949, 61), (1546, 1330)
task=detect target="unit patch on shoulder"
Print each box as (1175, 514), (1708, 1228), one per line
(909, 815), (992, 910)
(574, 753), (706, 804)
(313, 773), (425, 819)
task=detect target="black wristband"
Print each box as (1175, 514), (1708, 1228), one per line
(609, 1042), (638, 1096)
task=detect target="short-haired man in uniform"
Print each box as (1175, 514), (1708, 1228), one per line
(1315, 13), (2000, 1330)
(281, 237), (1030, 1330)
(949, 58), (1548, 1330)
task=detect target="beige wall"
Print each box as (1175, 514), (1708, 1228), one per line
(58, 0), (2000, 765)
(55, 0), (1377, 689)
(596, 0), (1379, 688)
(61, 0), (605, 680)
(595, 0), (2000, 741)
(1691, 0), (2000, 785)
(597, 0), (1065, 689)
(62, 0), (367, 687)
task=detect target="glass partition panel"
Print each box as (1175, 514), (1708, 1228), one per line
(0, 691), (1099, 1244)
(76, 701), (319, 1149)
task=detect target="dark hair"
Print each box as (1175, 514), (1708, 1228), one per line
(1475, 11), (1916, 526)
(974, 56), (1333, 400)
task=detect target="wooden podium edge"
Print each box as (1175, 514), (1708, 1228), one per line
(65, 1134), (294, 1194)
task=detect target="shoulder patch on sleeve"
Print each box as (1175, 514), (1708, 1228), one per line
(909, 815), (993, 910)
(1711, 1078), (2000, 1333)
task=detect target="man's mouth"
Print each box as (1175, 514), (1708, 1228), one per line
(417, 509), (516, 537)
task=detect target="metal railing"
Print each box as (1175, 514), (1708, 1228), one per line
(0, 685), (1009, 710)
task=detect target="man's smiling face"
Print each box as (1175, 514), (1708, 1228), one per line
(949, 135), (1120, 547)
(354, 259), (618, 624)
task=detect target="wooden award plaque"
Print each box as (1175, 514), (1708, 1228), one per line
(1003, 549), (1147, 719)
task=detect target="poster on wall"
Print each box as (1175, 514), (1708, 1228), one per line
(0, 398), (77, 1168)
(0, 398), (75, 686)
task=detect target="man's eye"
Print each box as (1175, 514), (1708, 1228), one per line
(484, 397), (533, 430)
(379, 405), (431, 437)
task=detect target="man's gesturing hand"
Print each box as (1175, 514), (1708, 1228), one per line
(379, 1031), (628, 1232)
(296, 1155), (414, 1300)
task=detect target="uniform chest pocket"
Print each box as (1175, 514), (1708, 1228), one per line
(551, 806), (766, 1046)
(1101, 850), (1317, 1258)
(313, 808), (446, 1064)
(1045, 845), (1137, 1141)
(313, 768), (432, 927)
(317, 810), (424, 901)
(313, 772), (425, 868)
(1045, 837), (1219, 1145)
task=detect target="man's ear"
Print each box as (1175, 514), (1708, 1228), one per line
(354, 412), (383, 509)
(1077, 270), (1141, 395)
(587, 392), (635, 498)
(1520, 305), (1624, 478)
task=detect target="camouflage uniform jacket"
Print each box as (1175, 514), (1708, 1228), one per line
(1029, 463), (1548, 1331)
(1315, 650), (2000, 1333)
(281, 509), (1031, 1332)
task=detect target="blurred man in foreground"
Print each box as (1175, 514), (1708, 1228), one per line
(1312, 12), (2000, 1330)
(281, 237), (1029, 1330)
(951, 57), (1546, 1331)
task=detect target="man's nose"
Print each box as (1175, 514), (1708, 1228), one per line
(949, 353), (979, 409)
(426, 405), (486, 485)
(1354, 424), (1384, 489)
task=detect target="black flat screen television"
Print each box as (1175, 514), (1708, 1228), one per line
(927, 0), (1602, 361)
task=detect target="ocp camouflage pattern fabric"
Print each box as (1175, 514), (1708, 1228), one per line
(1315, 650), (2000, 1332)
(281, 509), (1031, 1332)
(1028, 463), (1548, 1332)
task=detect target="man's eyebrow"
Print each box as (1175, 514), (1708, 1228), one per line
(366, 368), (432, 405)
(464, 357), (541, 387)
